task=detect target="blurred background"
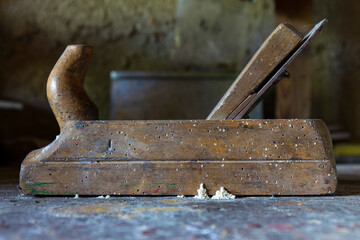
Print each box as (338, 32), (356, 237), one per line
(1, 0), (359, 181)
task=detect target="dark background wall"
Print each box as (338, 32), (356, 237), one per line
(312, 0), (360, 138)
(0, 0), (359, 169)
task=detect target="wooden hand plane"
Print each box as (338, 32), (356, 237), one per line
(20, 19), (337, 196)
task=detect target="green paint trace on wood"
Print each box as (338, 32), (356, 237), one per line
(148, 183), (177, 187)
(24, 182), (59, 187)
(22, 188), (76, 196)
(149, 183), (164, 185)
(123, 184), (138, 188)
(22, 183), (71, 195)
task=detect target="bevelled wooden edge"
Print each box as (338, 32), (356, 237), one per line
(20, 119), (337, 196)
(207, 23), (302, 120)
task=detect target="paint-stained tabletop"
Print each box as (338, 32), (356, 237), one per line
(0, 164), (359, 240)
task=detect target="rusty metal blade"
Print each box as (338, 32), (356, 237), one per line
(227, 18), (328, 120)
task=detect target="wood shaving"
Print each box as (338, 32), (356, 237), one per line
(194, 183), (210, 199)
(211, 187), (235, 199)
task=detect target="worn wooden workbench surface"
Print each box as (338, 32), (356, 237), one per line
(0, 164), (359, 240)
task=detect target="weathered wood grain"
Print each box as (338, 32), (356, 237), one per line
(47, 45), (99, 131)
(21, 29), (336, 197)
(207, 23), (302, 120)
(20, 119), (337, 196)
(275, 0), (313, 119)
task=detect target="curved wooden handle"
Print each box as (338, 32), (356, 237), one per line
(47, 45), (99, 131)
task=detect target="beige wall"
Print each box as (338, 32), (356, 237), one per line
(0, 0), (178, 118)
(0, 0), (359, 139)
(0, 0), (273, 119)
